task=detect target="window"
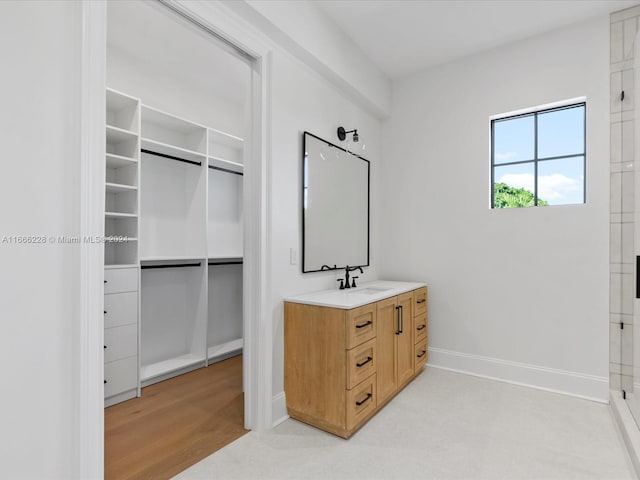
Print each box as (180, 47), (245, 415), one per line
(491, 102), (585, 208)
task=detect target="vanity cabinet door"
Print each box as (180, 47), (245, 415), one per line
(376, 296), (398, 405)
(396, 292), (414, 387)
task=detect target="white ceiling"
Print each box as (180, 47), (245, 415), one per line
(315, 0), (639, 79)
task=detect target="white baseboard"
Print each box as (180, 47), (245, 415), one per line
(428, 347), (609, 403)
(271, 391), (288, 427)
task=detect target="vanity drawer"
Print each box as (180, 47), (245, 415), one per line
(346, 374), (377, 430)
(413, 287), (427, 316)
(414, 339), (428, 371)
(104, 356), (138, 398)
(347, 338), (377, 389)
(104, 267), (138, 294)
(104, 291), (137, 329)
(414, 312), (427, 344)
(346, 303), (376, 349)
(104, 324), (137, 363)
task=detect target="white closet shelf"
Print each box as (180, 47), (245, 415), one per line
(141, 255), (205, 263)
(208, 156), (243, 173)
(107, 88), (139, 110)
(105, 263), (139, 270)
(207, 338), (243, 360)
(208, 128), (244, 149)
(142, 105), (207, 134)
(105, 212), (138, 219)
(106, 182), (138, 193)
(208, 255), (243, 262)
(141, 354), (206, 382)
(106, 153), (138, 169)
(141, 138), (206, 163)
(106, 125), (138, 143)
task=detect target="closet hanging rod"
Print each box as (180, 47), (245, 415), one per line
(141, 149), (202, 167)
(141, 262), (201, 270)
(208, 261), (243, 266)
(208, 165), (243, 176)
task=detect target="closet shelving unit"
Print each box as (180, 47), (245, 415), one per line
(104, 89), (141, 407)
(139, 105), (208, 385)
(103, 88), (245, 398)
(105, 88), (140, 268)
(135, 103), (245, 386)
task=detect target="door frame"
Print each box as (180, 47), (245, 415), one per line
(79, 1), (273, 477)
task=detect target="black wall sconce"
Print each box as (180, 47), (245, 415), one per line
(337, 126), (359, 143)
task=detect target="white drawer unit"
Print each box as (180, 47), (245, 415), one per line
(104, 356), (138, 398)
(104, 291), (138, 328)
(104, 324), (138, 363)
(104, 267), (138, 294)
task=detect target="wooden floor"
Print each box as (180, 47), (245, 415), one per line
(105, 355), (248, 480)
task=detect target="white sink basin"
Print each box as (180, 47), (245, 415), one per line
(352, 287), (391, 295)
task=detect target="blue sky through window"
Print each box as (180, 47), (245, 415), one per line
(494, 115), (534, 164)
(493, 104), (585, 206)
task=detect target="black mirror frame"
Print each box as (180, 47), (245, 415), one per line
(301, 131), (370, 273)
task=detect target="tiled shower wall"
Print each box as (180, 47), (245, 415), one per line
(610, 6), (640, 392)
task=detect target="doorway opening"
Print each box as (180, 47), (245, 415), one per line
(103, 1), (256, 477)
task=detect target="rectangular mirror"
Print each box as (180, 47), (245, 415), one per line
(302, 131), (370, 273)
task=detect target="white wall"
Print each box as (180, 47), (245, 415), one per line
(0, 1), (83, 477)
(269, 48), (382, 402)
(225, 0), (391, 118)
(380, 17), (610, 400)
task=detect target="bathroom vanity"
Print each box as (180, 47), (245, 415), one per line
(284, 281), (428, 438)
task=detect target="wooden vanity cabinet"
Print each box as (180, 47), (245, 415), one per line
(284, 286), (427, 438)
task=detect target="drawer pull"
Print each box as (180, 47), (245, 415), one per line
(355, 320), (372, 329)
(416, 324), (426, 331)
(356, 356), (372, 368)
(416, 299), (426, 304)
(355, 392), (372, 406)
(417, 350), (426, 358)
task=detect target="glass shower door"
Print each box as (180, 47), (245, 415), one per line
(619, 16), (640, 426)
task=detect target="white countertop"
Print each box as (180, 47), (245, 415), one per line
(283, 280), (426, 309)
